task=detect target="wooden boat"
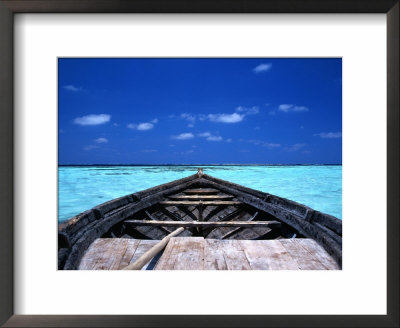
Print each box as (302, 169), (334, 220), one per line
(58, 168), (342, 270)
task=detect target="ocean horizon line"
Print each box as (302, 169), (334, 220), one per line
(59, 163), (342, 167)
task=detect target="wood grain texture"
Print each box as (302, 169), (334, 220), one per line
(183, 188), (219, 195)
(78, 237), (338, 270)
(155, 237), (205, 270)
(294, 239), (339, 269)
(123, 227), (185, 270)
(78, 238), (158, 270)
(160, 201), (242, 206)
(168, 195), (234, 200)
(124, 220), (281, 228)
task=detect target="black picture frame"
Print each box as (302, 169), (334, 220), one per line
(0, 1), (398, 327)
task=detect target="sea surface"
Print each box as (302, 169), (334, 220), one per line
(58, 165), (342, 222)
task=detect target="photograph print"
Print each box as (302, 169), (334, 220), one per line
(58, 58), (342, 271)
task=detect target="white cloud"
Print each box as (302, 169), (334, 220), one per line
(285, 143), (306, 152)
(137, 123), (154, 131)
(63, 85), (81, 92)
(264, 143), (281, 149)
(293, 106), (309, 112)
(208, 112), (244, 123)
(180, 106), (259, 126)
(128, 119), (158, 131)
(226, 138), (232, 143)
(253, 63), (272, 73)
(278, 104), (293, 112)
(172, 132), (194, 140)
(198, 132), (222, 141)
(197, 132), (211, 137)
(278, 104), (309, 113)
(236, 106), (259, 115)
(181, 113), (196, 123)
(314, 132), (342, 138)
(207, 135), (223, 142)
(74, 114), (111, 126)
(141, 149), (157, 153)
(249, 140), (280, 149)
(207, 106), (258, 124)
(95, 138), (108, 144)
(83, 145), (99, 151)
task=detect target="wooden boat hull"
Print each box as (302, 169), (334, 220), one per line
(58, 170), (342, 270)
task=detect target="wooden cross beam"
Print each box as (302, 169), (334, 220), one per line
(124, 220), (282, 229)
(160, 201), (242, 206)
(183, 188), (219, 195)
(168, 195), (234, 201)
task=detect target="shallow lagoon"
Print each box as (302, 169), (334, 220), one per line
(58, 165), (342, 222)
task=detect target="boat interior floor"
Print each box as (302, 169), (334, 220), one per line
(78, 237), (339, 270)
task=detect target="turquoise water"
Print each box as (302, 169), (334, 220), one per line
(58, 165), (342, 222)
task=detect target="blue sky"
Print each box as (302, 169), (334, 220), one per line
(58, 58), (342, 165)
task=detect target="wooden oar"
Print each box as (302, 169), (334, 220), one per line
(122, 227), (185, 270)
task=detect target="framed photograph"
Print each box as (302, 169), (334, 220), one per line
(0, 1), (398, 327)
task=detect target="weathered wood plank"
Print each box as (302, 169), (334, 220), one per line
(184, 188), (219, 195)
(238, 240), (271, 270)
(106, 238), (129, 270)
(153, 238), (177, 270)
(78, 238), (110, 270)
(157, 206), (182, 221)
(203, 205), (225, 221)
(173, 237), (205, 270)
(160, 201), (242, 206)
(258, 240), (299, 270)
(123, 228), (185, 270)
(145, 211), (172, 234)
(295, 239), (339, 269)
(118, 239), (141, 269)
(229, 227), (273, 240)
(62, 177), (202, 269)
(176, 205), (198, 221)
(218, 239), (251, 270)
(155, 237), (205, 270)
(204, 208), (249, 238)
(133, 225), (167, 240)
(128, 240), (160, 270)
(78, 238), (143, 270)
(79, 237), (338, 270)
(204, 239), (228, 270)
(92, 239), (122, 270)
(201, 177), (342, 267)
(125, 220), (282, 229)
(220, 211), (260, 239)
(279, 239), (325, 270)
(168, 195), (234, 200)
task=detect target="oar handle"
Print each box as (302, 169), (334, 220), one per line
(122, 227), (185, 270)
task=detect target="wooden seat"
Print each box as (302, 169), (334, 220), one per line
(160, 200), (242, 206)
(183, 188), (219, 195)
(168, 195), (234, 201)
